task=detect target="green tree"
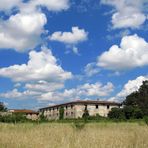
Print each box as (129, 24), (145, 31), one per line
(123, 80), (148, 116)
(123, 106), (134, 119)
(133, 108), (143, 119)
(82, 105), (89, 120)
(108, 108), (125, 120)
(59, 106), (64, 120)
(0, 102), (7, 112)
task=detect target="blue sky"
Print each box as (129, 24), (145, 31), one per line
(0, 0), (147, 110)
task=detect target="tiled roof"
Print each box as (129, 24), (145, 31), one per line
(39, 100), (121, 110)
(9, 109), (38, 114)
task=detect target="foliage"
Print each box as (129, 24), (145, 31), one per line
(82, 106), (89, 121)
(144, 116), (148, 126)
(59, 106), (64, 120)
(0, 113), (27, 123)
(0, 102), (7, 112)
(133, 107), (143, 119)
(39, 112), (48, 122)
(123, 106), (134, 119)
(73, 120), (86, 130)
(123, 80), (148, 116)
(108, 108), (125, 120)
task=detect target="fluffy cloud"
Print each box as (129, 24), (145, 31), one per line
(0, 0), (70, 51)
(39, 82), (114, 101)
(0, 12), (47, 51)
(98, 34), (148, 71)
(49, 26), (88, 54)
(0, 89), (42, 100)
(0, 0), (70, 12)
(0, 0), (20, 11)
(49, 26), (88, 44)
(0, 47), (72, 82)
(0, 81), (114, 103)
(25, 81), (64, 92)
(84, 62), (100, 77)
(32, 0), (70, 11)
(109, 76), (148, 102)
(101, 0), (147, 29)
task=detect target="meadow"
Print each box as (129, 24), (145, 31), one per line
(0, 122), (148, 148)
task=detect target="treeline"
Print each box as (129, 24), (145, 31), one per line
(0, 113), (29, 123)
(108, 81), (148, 121)
(0, 81), (148, 124)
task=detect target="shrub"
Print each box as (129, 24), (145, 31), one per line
(123, 106), (134, 119)
(0, 102), (7, 112)
(39, 112), (48, 122)
(144, 116), (148, 126)
(133, 108), (143, 119)
(108, 108), (125, 120)
(73, 121), (85, 130)
(0, 113), (27, 123)
(59, 107), (64, 120)
(82, 106), (89, 121)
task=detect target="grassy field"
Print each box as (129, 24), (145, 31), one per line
(0, 122), (148, 148)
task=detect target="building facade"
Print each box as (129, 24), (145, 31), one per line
(39, 100), (121, 120)
(8, 109), (39, 120)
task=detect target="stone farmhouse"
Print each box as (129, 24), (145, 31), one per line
(39, 100), (121, 120)
(8, 109), (39, 120)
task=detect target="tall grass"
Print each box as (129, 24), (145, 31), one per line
(0, 122), (148, 148)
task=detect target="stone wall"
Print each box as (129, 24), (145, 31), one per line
(75, 104), (119, 118)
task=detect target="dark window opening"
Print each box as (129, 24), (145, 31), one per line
(107, 105), (110, 109)
(96, 105), (98, 109)
(66, 106), (68, 109)
(85, 105), (87, 109)
(71, 105), (73, 109)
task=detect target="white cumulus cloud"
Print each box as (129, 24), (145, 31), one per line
(49, 26), (88, 44)
(39, 82), (114, 101)
(0, 0), (20, 11)
(101, 0), (147, 29)
(98, 34), (148, 71)
(49, 26), (88, 54)
(0, 0), (70, 51)
(84, 62), (100, 77)
(0, 46), (72, 82)
(0, 12), (47, 51)
(109, 76), (148, 102)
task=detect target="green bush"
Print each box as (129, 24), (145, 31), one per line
(73, 121), (86, 130)
(144, 116), (148, 126)
(59, 107), (64, 120)
(39, 112), (48, 122)
(0, 113), (28, 123)
(133, 108), (143, 119)
(82, 106), (89, 122)
(108, 108), (125, 120)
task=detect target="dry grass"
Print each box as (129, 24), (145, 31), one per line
(0, 122), (148, 148)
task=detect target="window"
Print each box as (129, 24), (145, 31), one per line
(66, 106), (68, 109)
(66, 112), (68, 116)
(107, 105), (110, 109)
(96, 105), (98, 109)
(71, 112), (73, 115)
(71, 105), (73, 109)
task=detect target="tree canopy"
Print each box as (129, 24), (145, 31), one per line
(123, 80), (148, 116)
(0, 102), (7, 112)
